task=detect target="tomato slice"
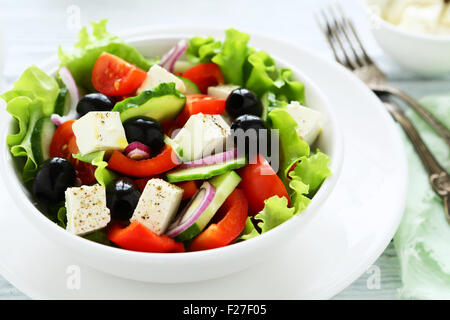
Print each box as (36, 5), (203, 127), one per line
(49, 120), (76, 159)
(107, 145), (180, 178)
(182, 63), (225, 94)
(107, 221), (185, 253)
(92, 52), (147, 96)
(176, 94), (226, 127)
(189, 189), (248, 251)
(239, 155), (290, 216)
(175, 181), (198, 200)
(49, 121), (96, 185)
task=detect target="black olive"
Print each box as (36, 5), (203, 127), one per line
(106, 178), (141, 221)
(76, 93), (114, 117)
(231, 115), (269, 159)
(226, 88), (263, 119)
(123, 117), (165, 156)
(32, 157), (76, 203)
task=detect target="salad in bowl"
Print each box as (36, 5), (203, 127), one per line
(1, 21), (332, 255)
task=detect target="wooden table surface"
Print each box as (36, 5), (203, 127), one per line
(0, 0), (446, 300)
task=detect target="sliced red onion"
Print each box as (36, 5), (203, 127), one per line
(50, 114), (63, 126)
(179, 149), (238, 169)
(124, 142), (151, 160)
(160, 40), (188, 73)
(51, 67), (80, 125)
(166, 182), (216, 238)
(59, 66), (79, 110)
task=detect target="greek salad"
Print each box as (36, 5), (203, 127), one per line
(2, 21), (331, 253)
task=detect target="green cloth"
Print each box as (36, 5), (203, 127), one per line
(394, 94), (450, 299)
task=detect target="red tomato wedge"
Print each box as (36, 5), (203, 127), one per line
(175, 181), (198, 200)
(239, 155), (290, 216)
(189, 189), (248, 251)
(107, 221), (185, 253)
(134, 175), (165, 192)
(49, 120), (96, 185)
(182, 63), (224, 94)
(107, 145), (180, 178)
(49, 120), (76, 159)
(92, 53), (147, 96)
(176, 94), (226, 127)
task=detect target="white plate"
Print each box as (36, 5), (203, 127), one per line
(0, 26), (408, 299)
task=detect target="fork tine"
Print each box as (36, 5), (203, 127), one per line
(337, 4), (373, 66)
(314, 12), (346, 66)
(320, 8), (358, 70)
(328, 5), (367, 68)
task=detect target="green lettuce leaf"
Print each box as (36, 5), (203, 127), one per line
(58, 20), (152, 91)
(276, 69), (305, 104)
(268, 108), (310, 184)
(186, 36), (221, 64)
(185, 29), (305, 102)
(237, 217), (260, 241)
(290, 151), (332, 196)
(211, 28), (251, 86)
(245, 50), (277, 97)
(4, 97), (43, 181)
(245, 52), (305, 103)
(73, 151), (116, 187)
(1, 65), (59, 116)
(288, 178), (311, 215)
(254, 196), (295, 233)
(1, 66), (61, 181)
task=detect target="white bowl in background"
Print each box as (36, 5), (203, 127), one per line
(0, 32), (343, 283)
(361, 0), (450, 77)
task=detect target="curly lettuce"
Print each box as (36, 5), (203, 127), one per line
(58, 20), (152, 91)
(211, 28), (251, 86)
(290, 151), (332, 196)
(288, 178), (311, 215)
(186, 29), (305, 103)
(72, 151), (116, 187)
(186, 36), (221, 65)
(1, 66), (59, 181)
(268, 108), (310, 183)
(237, 217), (260, 241)
(2, 66), (59, 116)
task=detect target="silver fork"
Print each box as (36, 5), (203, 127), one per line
(380, 95), (450, 223)
(316, 4), (450, 148)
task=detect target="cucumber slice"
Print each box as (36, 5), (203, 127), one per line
(178, 76), (201, 94)
(112, 83), (186, 123)
(166, 157), (246, 183)
(260, 92), (288, 122)
(164, 135), (184, 158)
(31, 117), (56, 165)
(175, 171), (242, 241)
(54, 87), (70, 116)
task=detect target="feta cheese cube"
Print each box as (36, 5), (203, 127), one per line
(285, 101), (323, 146)
(65, 185), (111, 236)
(207, 84), (239, 99)
(131, 179), (183, 235)
(173, 113), (231, 161)
(72, 112), (128, 155)
(137, 64), (186, 94)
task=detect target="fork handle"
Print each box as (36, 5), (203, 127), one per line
(378, 86), (450, 148)
(383, 101), (450, 200)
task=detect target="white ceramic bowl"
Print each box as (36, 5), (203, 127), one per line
(0, 32), (343, 283)
(362, 0), (450, 77)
